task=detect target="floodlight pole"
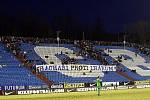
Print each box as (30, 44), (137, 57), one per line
(57, 31), (61, 47)
(123, 35), (126, 50)
(83, 32), (85, 40)
(118, 32), (119, 45)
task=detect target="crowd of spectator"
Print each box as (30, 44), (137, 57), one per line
(0, 36), (149, 71)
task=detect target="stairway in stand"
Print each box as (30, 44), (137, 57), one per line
(116, 71), (134, 81)
(16, 51), (54, 88)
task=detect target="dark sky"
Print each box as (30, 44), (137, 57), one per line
(0, 0), (149, 32)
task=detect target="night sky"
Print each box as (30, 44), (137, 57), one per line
(0, 0), (149, 32)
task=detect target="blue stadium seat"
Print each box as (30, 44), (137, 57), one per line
(0, 42), (47, 86)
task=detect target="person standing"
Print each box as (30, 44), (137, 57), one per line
(96, 76), (102, 96)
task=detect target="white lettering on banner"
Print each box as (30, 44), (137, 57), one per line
(5, 86), (25, 91)
(128, 85), (135, 89)
(18, 90), (46, 95)
(101, 86), (115, 90)
(136, 85), (150, 89)
(77, 87), (97, 92)
(67, 89), (75, 92)
(52, 89), (64, 93)
(18, 89), (65, 95)
(117, 86), (128, 90)
(51, 84), (64, 89)
(36, 65), (116, 72)
(29, 85), (42, 89)
(102, 82), (119, 87)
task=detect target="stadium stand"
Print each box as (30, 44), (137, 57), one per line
(20, 40), (129, 83)
(0, 42), (47, 86)
(1, 36), (150, 88)
(94, 45), (150, 80)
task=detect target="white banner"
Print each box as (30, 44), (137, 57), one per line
(36, 64), (116, 72)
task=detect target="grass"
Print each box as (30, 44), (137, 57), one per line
(1, 88), (150, 100)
